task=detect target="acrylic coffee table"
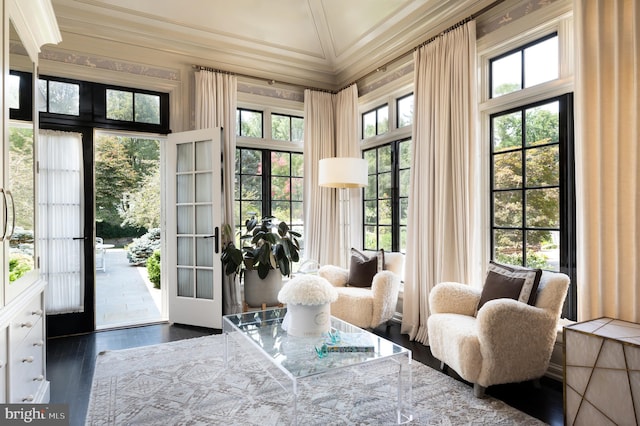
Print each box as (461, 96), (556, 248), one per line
(223, 308), (413, 424)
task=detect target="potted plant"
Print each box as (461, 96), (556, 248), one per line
(221, 216), (301, 307)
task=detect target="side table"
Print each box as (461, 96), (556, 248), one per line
(563, 317), (640, 425)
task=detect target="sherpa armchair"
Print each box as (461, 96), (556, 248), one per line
(318, 250), (403, 329)
(427, 263), (570, 398)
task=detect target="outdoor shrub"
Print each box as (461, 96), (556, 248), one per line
(9, 253), (34, 282)
(147, 250), (161, 289)
(126, 228), (161, 265)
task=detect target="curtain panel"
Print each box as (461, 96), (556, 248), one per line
(401, 21), (478, 344)
(194, 70), (242, 315)
(574, 0), (640, 323)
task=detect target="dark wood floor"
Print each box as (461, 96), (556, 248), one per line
(47, 321), (563, 426)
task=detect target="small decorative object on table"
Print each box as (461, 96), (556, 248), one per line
(315, 330), (375, 358)
(277, 275), (338, 337)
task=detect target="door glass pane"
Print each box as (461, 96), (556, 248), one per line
(177, 206), (193, 234)
(196, 237), (213, 267)
(195, 173), (212, 203)
(177, 236), (193, 266)
(177, 143), (193, 172)
(177, 268), (194, 297)
(196, 205), (212, 234)
(195, 140), (212, 170)
(177, 175), (193, 203)
(196, 269), (213, 299)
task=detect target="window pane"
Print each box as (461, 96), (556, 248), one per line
(527, 230), (559, 271)
(365, 175), (376, 199)
(240, 201), (261, 221)
(493, 191), (522, 227)
(399, 139), (412, 168)
(241, 176), (262, 199)
(364, 200), (377, 224)
(378, 172), (392, 199)
(50, 81), (80, 115)
(271, 177), (290, 200)
(107, 89), (133, 121)
(8, 74), (20, 109)
(493, 111), (522, 152)
(292, 117), (304, 142)
(365, 150), (376, 174)
(241, 150), (262, 174)
(377, 105), (389, 134)
(494, 229), (523, 266)
(378, 145), (392, 172)
(399, 169), (411, 197)
(526, 145), (559, 187)
(291, 153), (303, 177)
(363, 110), (376, 138)
(272, 114), (290, 141)
(492, 51), (522, 97)
(364, 225), (377, 250)
(135, 93), (160, 124)
(292, 201), (303, 223)
(525, 36), (558, 88)
(399, 198), (409, 225)
(398, 95), (413, 127)
(272, 201), (290, 222)
(240, 110), (262, 137)
(291, 177), (303, 201)
(526, 188), (559, 228)
(37, 79), (47, 112)
(379, 226), (392, 251)
(271, 152), (290, 176)
(525, 102), (559, 146)
(379, 199), (392, 225)
(493, 151), (522, 189)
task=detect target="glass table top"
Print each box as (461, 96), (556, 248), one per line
(223, 308), (411, 379)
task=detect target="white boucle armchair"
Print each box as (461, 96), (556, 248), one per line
(318, 252), (403, 329)
(427, 270), (570, 398)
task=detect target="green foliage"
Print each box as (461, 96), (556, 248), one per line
(221, 216), (301, 279)
(146, 250), (161, 289)
(9, 127), (34, 230)
(96, 221), (145, 240)
(121, 169), (161, 229)
(495, 250), (549, 270)
(126, 228), (161, 265)
(9, 253), (33, 282)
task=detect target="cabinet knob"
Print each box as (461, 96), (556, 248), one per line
(22, 395), (34, 402)
(21, 321), (33, 328)
(22, 356), (34, 363)
(31, 309), (43, 316)
(33, 375), (44, 382)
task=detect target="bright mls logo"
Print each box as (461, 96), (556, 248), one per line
(1, 404), (68, 425)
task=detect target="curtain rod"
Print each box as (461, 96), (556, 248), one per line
(194, 0), (503, 95)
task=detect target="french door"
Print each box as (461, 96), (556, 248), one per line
(165, 128), (223, 328)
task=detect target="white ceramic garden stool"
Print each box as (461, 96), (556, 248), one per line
(277, 275), (338, 337)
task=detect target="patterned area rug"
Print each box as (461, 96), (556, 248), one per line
(86, 334), (545, 425)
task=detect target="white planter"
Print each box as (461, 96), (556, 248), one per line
(283, 303), (331, 337)
(243, 269), (283, 307)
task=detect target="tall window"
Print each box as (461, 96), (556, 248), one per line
(363, 139), (411, 252)
(234, 148), (304, 247)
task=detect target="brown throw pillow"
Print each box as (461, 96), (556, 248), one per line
(347, 248), (384, 287)
(477, 261), (542, 311)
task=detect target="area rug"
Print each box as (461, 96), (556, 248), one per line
(86, 334), (545, 425)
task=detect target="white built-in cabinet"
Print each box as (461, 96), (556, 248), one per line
(0, 0), (60, 404)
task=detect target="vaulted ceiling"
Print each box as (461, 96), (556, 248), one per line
(50, 0), (496, 90)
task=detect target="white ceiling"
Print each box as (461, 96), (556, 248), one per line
(50, 0), (496, 90)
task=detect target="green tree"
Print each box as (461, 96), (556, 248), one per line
(95, 136), (137, 225)
(121, 169), (160, 229)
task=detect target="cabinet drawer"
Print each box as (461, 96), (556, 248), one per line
(9, 295), (44, 346)
(9, 317), (45, 403)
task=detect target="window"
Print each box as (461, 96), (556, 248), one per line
(236, 108), (263, 138)
(272, 113), (304, 142)
(105, 89), (161, 124)
(363, 138), (411, 252)
(234, 148), (304, 249)
(397, 94), (414, 128)
(38, 78), (80, 116)
(490, 33), (558, 98)
(362, 104), (389, 138)
(490, 94), (575, 304)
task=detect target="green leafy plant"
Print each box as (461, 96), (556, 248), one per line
(146, 249), (161, 289)
(126, 228), (161, 265)
(221, 216), (301, 279)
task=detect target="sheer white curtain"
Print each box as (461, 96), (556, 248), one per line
(194, 70), (242, 314)
(401, 21), (478, 344)
(335, 85), (363, 260)
(303, 90), (339, 266)
(39, 130), (84, 314)
(303, 86), (360, 267)
(575, 0), (640, 323)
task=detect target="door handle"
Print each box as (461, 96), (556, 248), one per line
(204, 227), (220, 253)
(0, 188), (5, 241)
(5, 189), (15, 240)
(73, 236), (87, 240)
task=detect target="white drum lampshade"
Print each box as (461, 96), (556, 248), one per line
(318, 157), (368, 188)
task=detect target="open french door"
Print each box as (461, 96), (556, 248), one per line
(165, 128), (223, 328)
